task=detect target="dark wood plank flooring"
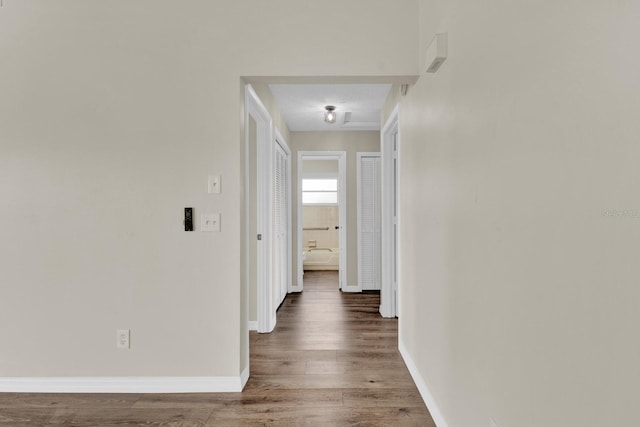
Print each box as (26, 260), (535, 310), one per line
(0, 271), (435, 426)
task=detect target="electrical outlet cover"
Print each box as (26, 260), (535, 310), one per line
(117, 329), (130, 349)
(201, 213), (221, 232)
(208, 175), (221, 194)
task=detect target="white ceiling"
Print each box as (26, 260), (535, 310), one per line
(268, 84), (392, 132)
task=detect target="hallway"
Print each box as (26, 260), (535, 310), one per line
(238, 270), (435, 425)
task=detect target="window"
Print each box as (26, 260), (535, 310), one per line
(302, 178), (338, 205)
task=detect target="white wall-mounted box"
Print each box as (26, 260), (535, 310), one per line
(425, 33), (448, 73)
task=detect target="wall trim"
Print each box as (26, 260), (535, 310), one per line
(0, 376), (245, 394)
(341, 284), (363, 293)
(248, 321), (258, 331)
(398, 339), (449, 427)
(240, 366), (250, 389)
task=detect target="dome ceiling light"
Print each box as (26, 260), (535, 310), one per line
(324, 105), (337, 124)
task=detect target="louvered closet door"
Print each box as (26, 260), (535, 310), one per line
(273, 143), (289, 307)
(358, 154), (381, 290)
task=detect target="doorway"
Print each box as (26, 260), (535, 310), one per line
(244, 84), (293, 334)
(297, 151), (348, 292)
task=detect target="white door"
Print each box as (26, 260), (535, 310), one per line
(392, 132), (398, 314)
(245, 84), (276, 333)
(381, 106), (399, 318)
(358, 153), (382, 291)
(273, 140), (289, 308)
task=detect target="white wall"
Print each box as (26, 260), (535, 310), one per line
(291, 132), (380, 288)
(0, 0), (418, 380)
(394, 0), (640, 425)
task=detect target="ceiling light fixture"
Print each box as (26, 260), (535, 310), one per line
(324, 105), (337, 124)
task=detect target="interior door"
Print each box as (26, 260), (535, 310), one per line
(392, 132), (398, 314)
(358, 153), (382, 291)
(273, 140), (289, 308)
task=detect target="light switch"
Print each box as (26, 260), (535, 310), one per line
(208, 175), (221, 194)
(201, 213), (221, 232)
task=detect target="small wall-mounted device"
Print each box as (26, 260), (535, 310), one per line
(425, 33), (448, 73)
(184, 207), (194, 231)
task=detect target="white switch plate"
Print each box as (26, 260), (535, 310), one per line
(208, 175), (221, 194)
(117, 329), (130, 349)
(201, 213), (220, 232)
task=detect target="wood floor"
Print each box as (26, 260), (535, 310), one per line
(0, 271), (435, 426)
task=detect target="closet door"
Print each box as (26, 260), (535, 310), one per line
(357, 153), (382, 291)
(273, 141), (289, 307)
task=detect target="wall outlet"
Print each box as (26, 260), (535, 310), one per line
(117, 329), (130, 349)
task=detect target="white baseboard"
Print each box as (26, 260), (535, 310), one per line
(0, 376), (245, 393)
(399, 339), (449, 427)
(240, 366), (249, 389)
(248, 318), (277, 333)
(341, 284), (362, 293)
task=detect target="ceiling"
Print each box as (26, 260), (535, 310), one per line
(268, 84), (392, 132)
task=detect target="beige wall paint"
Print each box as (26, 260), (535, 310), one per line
(0, 1), (418, 378)
(250, 83), (291, 148)
(302, 159), (339, 175)
(291, 132), (380, 287)
(393, 0), (640, 426)
(382, 84), (402, 127)
(303, 207), (339, 250)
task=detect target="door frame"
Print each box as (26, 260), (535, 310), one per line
(380, 105), (400, 318)
(296, 151), (348, 291)
(244, 84), (277, 333)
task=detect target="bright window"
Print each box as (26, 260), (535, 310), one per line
(302, 178), (338, 205)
